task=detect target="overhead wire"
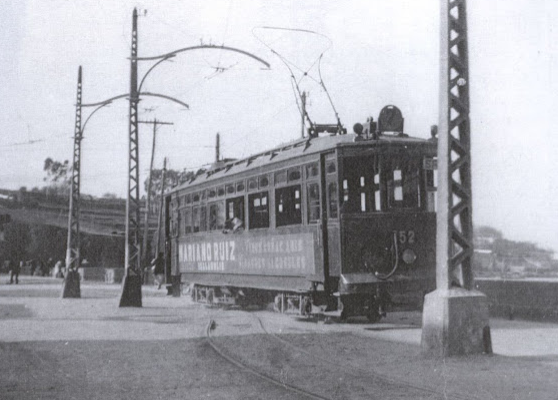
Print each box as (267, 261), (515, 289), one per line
(251, 26), (343, 132)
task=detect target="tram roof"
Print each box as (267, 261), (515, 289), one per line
(170, 132), (435, 193)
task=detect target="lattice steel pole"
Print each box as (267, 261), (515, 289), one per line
(62, 66), (83, 298)
(421, 0), (492, 356)
(120, 8), (143, 307)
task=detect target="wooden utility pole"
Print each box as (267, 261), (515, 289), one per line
(139, 118), (173, 278)
(155, 157), (167, 256)
(421, 0), (492, 357)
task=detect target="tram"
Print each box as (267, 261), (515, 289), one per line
(164, 105), (437, 321)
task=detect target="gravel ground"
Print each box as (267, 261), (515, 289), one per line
(1, 275), (558, 399)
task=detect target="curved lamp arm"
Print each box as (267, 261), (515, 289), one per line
(138, 55), (175, 94)
(82, 92), (189, 109)
(81, 101), (112, 135)
(136, 44), (271, 69)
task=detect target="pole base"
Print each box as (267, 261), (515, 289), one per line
(171, 274), (181, 297)
(119, 272), (142, 307)
(421, 287), (492, 357)
(61, 270), (81, 298)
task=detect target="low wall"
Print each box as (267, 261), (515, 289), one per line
(104, 268), (126, 284)
(475, 278), (558, 321)
(78, 267), (106, 282)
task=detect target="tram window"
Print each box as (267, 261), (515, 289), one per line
(276, 185), (302, 227)
(236, 181), (245, 192)
(328, 182), (338, 218)
(340, 156), (377, 213)
(226, 184), (235, 195)
(248, 177), (258, 191)
(200, 205), (207, 231)
(192, 207), (200, 232)
(387, 160), (420, 209)
(259, 175), (269, 188)
(209, 202), (225, 231)
(307, 183), (320, 223)
(175, 211), (180, 237)
(306, 163), (319, 179)
(393, 170), (403, 201)
(226, 196), (244, 221)
(184, 208), (192, 234)
(248, 192), (269, 229)
(374, 173), (381, 211)
(274, 170), (287, 185)
(288, 167), (301, 182)
(217, 186), (225, 197)
(425, 157), (437, 212)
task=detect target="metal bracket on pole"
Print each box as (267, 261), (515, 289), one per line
(421, 0), (492, 357)
(62, 66), (83, 299)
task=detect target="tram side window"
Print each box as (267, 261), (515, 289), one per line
(328, 182), (338, 218)
(200, 205), (207, 231)
(248, 192), (269, 229)
(192, 207), (200, 233)
(209, 202), (225, 231)
(276, 185), (302, 227)
(387, 159), (420, 209)
(175, 211), (181, 237)
(226, 196), (245, 227)
(307, 183), (320, 223)
(183, 208), (192, 234)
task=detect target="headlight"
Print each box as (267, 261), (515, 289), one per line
(402, 249), (417, 264)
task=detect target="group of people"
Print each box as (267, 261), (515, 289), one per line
(3, 258), (65, 284)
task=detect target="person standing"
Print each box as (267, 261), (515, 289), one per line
(151, 253), (165, 290)
(9, 261), (21, 284)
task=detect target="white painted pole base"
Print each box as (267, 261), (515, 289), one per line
(421, 287), (492, 356)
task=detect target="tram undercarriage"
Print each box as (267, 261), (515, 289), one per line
(190, 283), (386, 322)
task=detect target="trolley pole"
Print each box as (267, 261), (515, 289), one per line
(301, 91), (306, 139)
(120, 8), (143, 307)
(421, 0), (492, 356)
(62, 66), (83, 299)
(139, 118), (173, 282)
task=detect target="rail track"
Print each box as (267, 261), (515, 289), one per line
(248, 312), (481, 400)
(205, 318), (332, 400)
(204, 306), (481, 400)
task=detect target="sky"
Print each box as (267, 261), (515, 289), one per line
(0, 0), (557, 253)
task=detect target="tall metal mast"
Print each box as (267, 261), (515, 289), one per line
(120, 8), (143, 307)
(62, 66), (83, 298)
(421, 0), (491, 356)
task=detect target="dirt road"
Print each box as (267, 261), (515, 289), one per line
(1, 276), (557, 399)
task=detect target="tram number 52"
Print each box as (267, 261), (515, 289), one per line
(396, 230), (415, 244)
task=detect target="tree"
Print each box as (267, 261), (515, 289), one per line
(43, 158), (70, 183)
(145, 168), (196, 199)
(43, 158), (71, 196)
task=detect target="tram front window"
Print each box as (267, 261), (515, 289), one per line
(386, 158), (420, 209)
(340, 156), (377, 213)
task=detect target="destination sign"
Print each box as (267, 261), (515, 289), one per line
(178, 233), (316, 276)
